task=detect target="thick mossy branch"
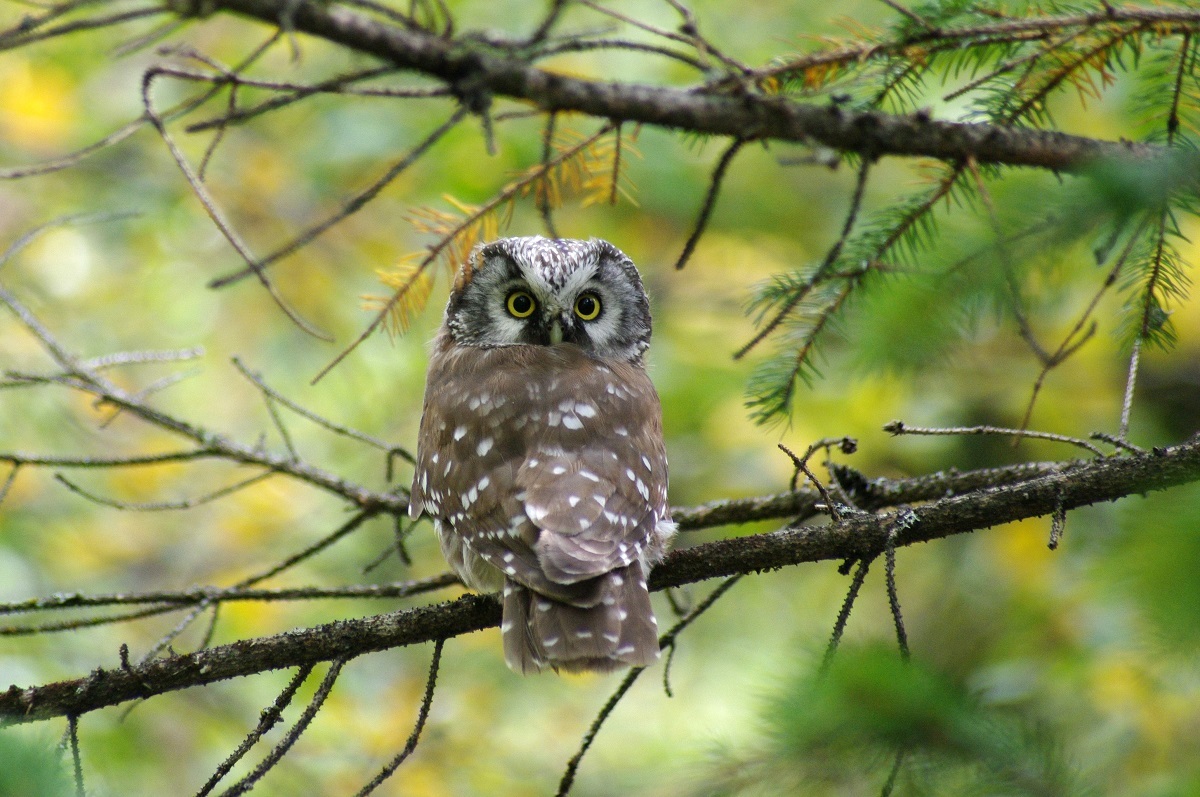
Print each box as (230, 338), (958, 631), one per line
(5, 438), (1199, 726)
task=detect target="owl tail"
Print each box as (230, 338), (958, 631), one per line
(501, 563), (660, 674)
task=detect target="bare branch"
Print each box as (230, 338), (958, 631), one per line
(0, 287), (406, 511)
(883, 420), (1108, 457)
(207, 104), (470, 290)
(140, 66), (332, 342)
(193, 0), (1178, 173)
(232, 357), (415, 464)
(557, 575), (743, 797)
(4, 439), (1198, 725)
(819, 556), (872, 677)
(195, 664), (316, 797)
(353, 639), (444, 796)
(673, 137), (745, 270)
(0, 574), (460, 618)
(217, 658), (349, 796)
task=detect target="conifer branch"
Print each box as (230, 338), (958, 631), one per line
(192, 0), (1177, 178)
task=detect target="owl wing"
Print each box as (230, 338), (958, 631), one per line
(410, 339), (668, 602)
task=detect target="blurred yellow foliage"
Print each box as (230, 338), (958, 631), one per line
(0, 59), (75, 151)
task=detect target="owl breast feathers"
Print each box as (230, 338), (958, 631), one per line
(409, 237), (675, 674)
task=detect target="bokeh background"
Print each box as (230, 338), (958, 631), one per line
(2, 0), (1199, 794)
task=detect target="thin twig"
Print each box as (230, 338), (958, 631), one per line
(82, 347), (206, 371)
(532, 37), (705, 70)
(884, 420), (1107, 457)
(0, 287), (403, 510)
(557, 575), (742, 796)
(1119, 336), (1141, 441)
(0, 464), (19, 507)
(139, 602), (212, 664)
(880, 748), (906, 797)
(2, 605), (189, 637)
(1090, 431), (1146, 455)
(232, 357), (415, 463)
(216, 658), (349, 797)
(674, 138), (744, 270)
(819, 556), (873, 678)
(0, 5), (163, 52)
(1017, 216), (1148, 433)
(53, 469), (273, 512)
(735, 156), (872, 359)
(522, 0), (567, 45)
(0, 574), (460, 624)
(210, 104), (469, 290)
(195, 664), (316, 797)
(68, 713), (84, 797)
(0, 212), (137, 269)
(1047, 499), (1066, 551)
(141, 67), (331, 342)
(538, 112), (560, 238)
(965, 156), (1050, 365)
(354, 639), (445, 796)
(884, 522), (910, 661)
(875, 0), (936, 32)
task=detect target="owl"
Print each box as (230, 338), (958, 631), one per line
(408, 236), (675, 674)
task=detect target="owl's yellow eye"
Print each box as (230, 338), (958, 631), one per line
(574, 292), (602, 321)
(506, 290), (537, 318)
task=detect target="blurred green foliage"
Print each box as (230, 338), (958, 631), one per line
(0, 732), (73, 797)
(1, 0), (1199, 795)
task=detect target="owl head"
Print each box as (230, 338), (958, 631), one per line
(443, 236), (652, 364)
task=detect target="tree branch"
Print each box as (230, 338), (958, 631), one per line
(5, 437), (1197, 725)
(197, 0), (1171, 172)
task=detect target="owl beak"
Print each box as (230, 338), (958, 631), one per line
(548, 318), (564, 345)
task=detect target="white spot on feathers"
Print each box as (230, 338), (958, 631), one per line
(576, 403), (597, 418)
(476, 437), (494, 456)
(562, 414), (583, 430)
(453, 425), (467, 441)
